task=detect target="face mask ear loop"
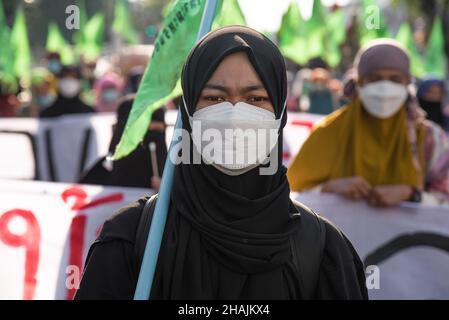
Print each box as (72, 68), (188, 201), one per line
(275, 99), (287, 135)
(278, 99), (287, 122)
(182, 96), (191, 118)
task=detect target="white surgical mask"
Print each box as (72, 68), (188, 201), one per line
(184, 98), (284, 176)
(102, 89), (120, 103)
(358, 80), (407, 119)
(58, 78), (81, 98)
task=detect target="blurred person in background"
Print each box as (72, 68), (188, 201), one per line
(417, 77), (447, 131)
(288, 39), (449, 206)
(45, 51), (63, 77)
(28, 68), (57, 117)
(125, 65), (145, 94)
(93, 72), (124, 113)
(79, 95), (167, 191)
(290, 66), (343, 115)
(40, 65), (95, 118)
(79, 57), (98, 106)
(0, 72), (20, 117)
(304, 68), (341, 115)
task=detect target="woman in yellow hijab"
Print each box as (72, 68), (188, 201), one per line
(288, 39), (449, 206)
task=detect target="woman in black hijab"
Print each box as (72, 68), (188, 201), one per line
(75, 26), (368, 300)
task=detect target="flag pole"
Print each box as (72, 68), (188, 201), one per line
(133, 0), (218, 300)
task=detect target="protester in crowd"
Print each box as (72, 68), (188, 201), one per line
(290, 67), (343, 115)
(75, 26), (368, 300)
(417, 77), (447, 130)
(45, 51), (63, 77)
(28, 68), (57, 117)
(40, 65), (95, 118)
(93, 72), (124, 113)
(306, 68), (338, 114)
(80, 57), (97, 89)
(0, 72), (20, 117)
(125, 65), (145, 94)
(288, 39), (449, 206)
(79, 95), (167, 190)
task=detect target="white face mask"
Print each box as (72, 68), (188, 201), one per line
(58, 78), (81, 98)
(184, 99), (283, 176)
(358, 80), (408, 119)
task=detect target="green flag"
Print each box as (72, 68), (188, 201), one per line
(0, 0), (14, 76)
(46, 22), (76, 65)
(79, 13), (105, 60)
(10, 8), (31, 77)
(324, 7), (345, 67)
(396, 22), (425, 77)
(74, 0), (88, 56)
(304, 0), (326, 60)
(424, 17), (447, 78)
(279, 0), (333, 65)
(112, 0), (139, 44)
(212, 0), (246, 29)
(277, 1), (309, 65)
(113, 0), (208, 160)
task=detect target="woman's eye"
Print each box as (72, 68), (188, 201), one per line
(248, 96), (269, 103)
(204, 96), (225, 102)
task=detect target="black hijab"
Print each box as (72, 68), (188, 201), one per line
(150, 26), (301, 299)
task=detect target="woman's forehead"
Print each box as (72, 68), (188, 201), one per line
(367, 68), (406, 77)
(204, 52), (266, 91)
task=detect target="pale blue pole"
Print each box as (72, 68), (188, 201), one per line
(133, 0), (218, 300)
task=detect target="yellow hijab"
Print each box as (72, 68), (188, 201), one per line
(287, 99), (425, 191)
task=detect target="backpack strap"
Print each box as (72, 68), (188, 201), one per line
(290, 200), (326, 299)
(134, 194), (158, 268)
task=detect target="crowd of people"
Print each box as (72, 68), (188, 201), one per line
(1, 28), (449, 205)
(0, 49), (170, 191)
(0, 7), (448, 298)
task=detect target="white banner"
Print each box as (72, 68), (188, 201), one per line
(0, 114), (116, 183)
(0, 179), (151, 300)
(1, 179), (448, 300)
(294, 192), (449, 300)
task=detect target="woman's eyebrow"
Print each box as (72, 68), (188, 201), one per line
(203, 84), (266, 93)
(203, 84), (229, 93)
(241, 85), (266, 93)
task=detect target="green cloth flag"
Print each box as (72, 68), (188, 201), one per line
(212, 0), (246, 29)
(73, 0), (88, 57)
(113, 0), (139, 44)
(304, 0), (326, 60)
(325, 7), (345, 67)
(424, 17), (446, 78)
(0, 0), (14, 76)
(113, 0), (208, 160)
(46, 22), (76, 65)
(78, 13), (105, 60)
(277, 1), (309, 65)
(396, 22), (425, 77)
(359, 0), (390, 46)
(10, 7), (31, 77)
(278, 0), (342, 67)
